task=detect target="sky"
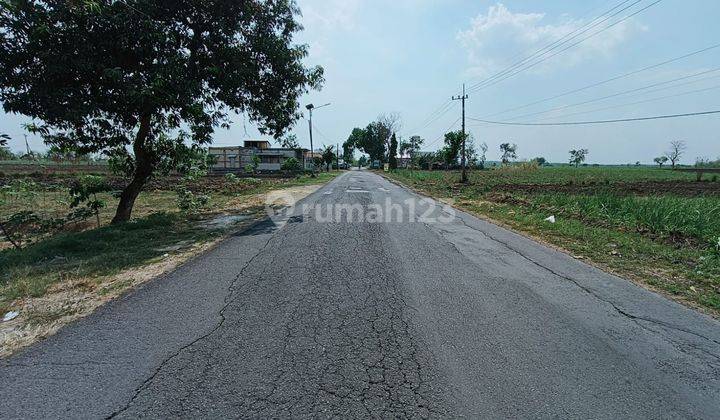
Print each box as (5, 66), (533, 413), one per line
(2, 0), (719, 164)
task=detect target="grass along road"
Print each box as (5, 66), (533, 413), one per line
(0, 171), (340, 356)
(382, 167), (720, 315)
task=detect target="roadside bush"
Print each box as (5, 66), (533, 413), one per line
(281, 157), (302, 171)
(0, 211), (65, 249)
(175, 185), (209, 214)
(175, 161), (210, 214)
(0, 180), (54, 248)
(68, 175), (112, 228)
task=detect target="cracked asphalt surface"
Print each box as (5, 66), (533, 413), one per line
(2, 170), (720, 418)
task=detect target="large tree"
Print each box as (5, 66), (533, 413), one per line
(279, 134), (300, 150)
(400, 135), (423, 159)
(321, 144), (334, 171)
(0, 0), (323, 223)
(476, 142), (488, 169)
(341, 140), (355, 164)
(500, 143), (517, 165)
(0, 133), (12, 160)
(654, 156), (668, 168)
(388, 133), (398, 169)
(569, 148), (588, 167)
(346, 124), (386, 163)
(666, 140), (686, 169)
(441, 131), (465, 166)
(377, 112), (401, 156)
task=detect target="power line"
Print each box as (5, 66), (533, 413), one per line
(312, 122), (333, 144)
(423, 117), (461, 150)
(468, 109), (720, 126)
(451, 84), (469, 182)
(532, 84), (720, 122)
(468, 0), (664, 93)
(503, 67), (720, 121)
(403, 100), (454, 135)
(468, 0), (640, 92)
(480, 42), (720, 119)
(415, 1), (632, 137)
(466, 0), (630, 90)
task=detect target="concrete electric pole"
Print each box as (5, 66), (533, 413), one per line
(452, 84), (469, 183)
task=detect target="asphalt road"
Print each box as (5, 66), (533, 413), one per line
(2, 170), (719, 418)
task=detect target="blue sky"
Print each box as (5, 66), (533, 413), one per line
(2, 0), (719, 164)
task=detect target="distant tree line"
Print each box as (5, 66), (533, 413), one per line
(342, 124), (715, 171)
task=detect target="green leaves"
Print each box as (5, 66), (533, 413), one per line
(281, 157), (302, 171)
(569, 149), (589, 167)
(441, 131), (466, 166)
(347, 123), (387, 164)
(388, 134), (398, 170)
(68, 175), (111, 209)
(68, 175), (112, 228)
(1, 0), (323, 221)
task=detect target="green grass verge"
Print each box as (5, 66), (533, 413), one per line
(0, 213), (219, 313)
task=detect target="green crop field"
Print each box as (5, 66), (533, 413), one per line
(384, 166), (720, 314)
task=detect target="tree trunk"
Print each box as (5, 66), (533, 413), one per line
(0, 221), (21, 249)
(111, 114), (153, 224)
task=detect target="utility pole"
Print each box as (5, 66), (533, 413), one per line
(452, 84), (469, 183)
(336, 143), (339, 171)
(305, 102), (330, 172)
(24, 134), (30, 156)
(306, 106), (314, 171)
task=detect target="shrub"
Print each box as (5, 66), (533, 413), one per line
(281, 157), (302, 171)
(175, 185), (209, 214)
(0, 211), (65, 249)
(68, 175), (111, 227)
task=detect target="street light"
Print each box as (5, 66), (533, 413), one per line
(306, 102), (330, 171)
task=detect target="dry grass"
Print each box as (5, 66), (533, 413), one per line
(0, 238), (219, 357)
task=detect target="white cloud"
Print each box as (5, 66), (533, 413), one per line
(299, 0), (360, 32)
(296, 0), (361, 64)
(457, 3), (647, 78)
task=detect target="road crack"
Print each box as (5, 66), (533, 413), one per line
(435, 213), (720, 352)
(106, 221), (283, 419)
